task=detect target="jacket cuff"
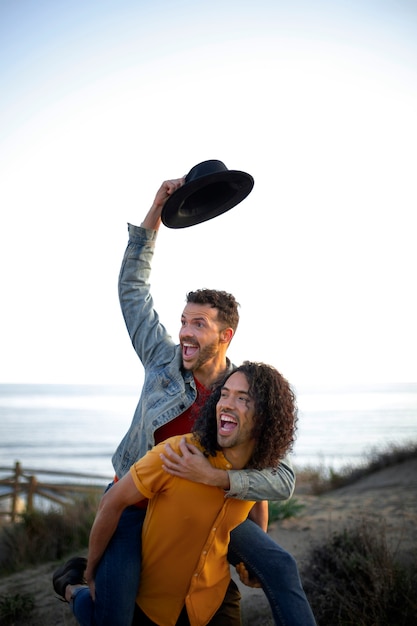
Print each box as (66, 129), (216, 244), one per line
(127, 223), (158, 243)
(224, 470), (249, 499)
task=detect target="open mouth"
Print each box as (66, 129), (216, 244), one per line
(219, 414), (238, 434)
(182, 342), (199, 359)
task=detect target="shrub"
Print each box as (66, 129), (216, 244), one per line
(301, 518), (417, 625)
(0, 494), (99, 575)
(0, 592), (35, 625)
(268, 497), (305, 523)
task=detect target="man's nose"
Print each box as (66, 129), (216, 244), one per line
(179, 325), (190, 338)
(221, 396), (236, 410)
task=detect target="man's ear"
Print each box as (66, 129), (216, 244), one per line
(220, 327), (234, 344)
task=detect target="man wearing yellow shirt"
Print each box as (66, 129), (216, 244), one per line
(57, 361), (298, 625)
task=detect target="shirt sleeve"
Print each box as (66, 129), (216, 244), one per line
(129, 440), (173, 499)
(224, 457), (295, 501)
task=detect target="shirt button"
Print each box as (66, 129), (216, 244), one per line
(212, 527), (216, 531)
(203, 551), (207, 555)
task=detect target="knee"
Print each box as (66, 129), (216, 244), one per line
(275, 548), (298, 571)
(267, 548), (303, 586)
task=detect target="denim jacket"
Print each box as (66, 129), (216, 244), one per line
(112, 223), (295, 500)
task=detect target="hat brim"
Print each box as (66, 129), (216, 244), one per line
(161, 170), (254, 229)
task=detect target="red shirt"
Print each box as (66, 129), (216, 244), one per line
(154, 377), (211, 443)
(119, 377), (211, 509)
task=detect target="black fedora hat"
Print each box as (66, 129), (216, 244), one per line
(161, 160), (254, 228)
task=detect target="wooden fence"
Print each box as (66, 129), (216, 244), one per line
(0, 462), (111, 523)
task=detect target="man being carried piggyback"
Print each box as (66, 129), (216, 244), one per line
(53, 164), (317, 626)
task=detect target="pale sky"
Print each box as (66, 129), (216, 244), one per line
(1, 0), (416, 387)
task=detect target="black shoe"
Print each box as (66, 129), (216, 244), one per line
(52, 556), (87, 601)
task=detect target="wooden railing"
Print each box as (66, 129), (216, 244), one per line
(0, 462), (111, 523)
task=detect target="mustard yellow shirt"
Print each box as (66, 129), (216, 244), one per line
(129, 433), (254, 626)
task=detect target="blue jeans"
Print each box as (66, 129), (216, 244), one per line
(228, 519), (317, 625)
(72, 507), (316, 626)
(72, 504), (144, 626)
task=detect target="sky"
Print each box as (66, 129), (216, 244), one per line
(1, 0), (416, 388)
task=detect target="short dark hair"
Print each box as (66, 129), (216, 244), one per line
(192, 361), (297, 469)
(186, 289), (239, 332)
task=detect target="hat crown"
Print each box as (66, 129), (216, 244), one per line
(186, 160), (228, 183)
(161, 159), (254, 228)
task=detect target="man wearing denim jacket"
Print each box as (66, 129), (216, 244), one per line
(77, 178), (316, 625)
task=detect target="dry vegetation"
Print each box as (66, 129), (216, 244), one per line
(301, 518), (417, 625)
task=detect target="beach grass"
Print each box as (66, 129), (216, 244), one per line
(0, 591), (35, 625)
(0, 493), (98, 576)
(268, 497), (305, 523)
(301, 517), (417, 625)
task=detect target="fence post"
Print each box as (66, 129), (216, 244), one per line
(11, 461), (22, 523)
(27, 475), (37, 514)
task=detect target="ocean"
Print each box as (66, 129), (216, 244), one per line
(0, 383), (416, 483)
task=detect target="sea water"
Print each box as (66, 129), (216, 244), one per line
(293, 382), (416, 469)
(0, 383), (416, 481)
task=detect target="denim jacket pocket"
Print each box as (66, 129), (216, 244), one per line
(143, 370), (186, 410)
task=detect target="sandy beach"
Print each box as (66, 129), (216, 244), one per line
(1, 457), (416, 625)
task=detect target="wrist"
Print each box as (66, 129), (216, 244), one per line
(141, 203), (163, 230)
(84, 566), (94, 583)
(208, 468), (230, 490)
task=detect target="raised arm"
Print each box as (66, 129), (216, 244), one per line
(118, 177), (184, 366)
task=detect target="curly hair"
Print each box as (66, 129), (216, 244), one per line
(192, 361), (298, 470)
(186, 289), (240, 332)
